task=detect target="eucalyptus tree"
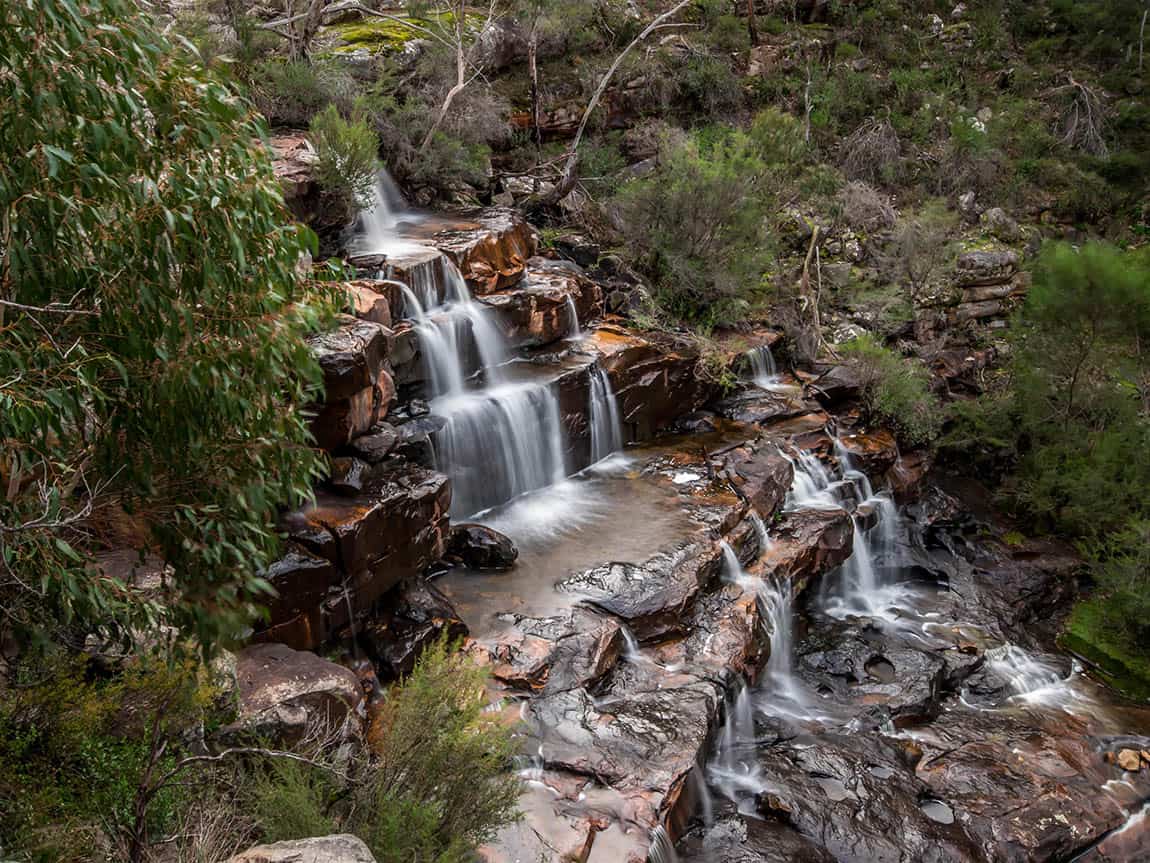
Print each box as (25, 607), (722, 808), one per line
(0, 0), (329, 653)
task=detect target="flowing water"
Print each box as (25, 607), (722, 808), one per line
(746, 344), (781, 389)
(565, 294), (582, 340)
(589, 364), (624, 463)
(349, 170), (427, 257)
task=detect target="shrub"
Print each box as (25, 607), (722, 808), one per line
(841, 334), (941, 446)
(675, 55), (745, 120)
(837, 181), (897, 234)
(839, 118), (902, 186)
(252, 59), (359, 127)
(613, 119), (793, 326)
(309, 105), (380, 222)
(251, 638), (520, 862)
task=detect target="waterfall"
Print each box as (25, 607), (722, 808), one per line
(747, 344), (780, 388)
(434, 381), (568, 517)
(565, 294), (582, 339)
(589, 365), (624, 462)
(647, 826), (679, 863)
(350, 169), (424, 257)
(783, 448), (840, 510)
(620, 624), (643, 663)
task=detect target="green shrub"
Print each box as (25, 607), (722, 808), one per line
(309, 105), (380, 221)
(708, 14), (751, 54)
(613, 116), (802, 326)
(675, 55), (744, 120)
(252, 59), (359, 127)
(841, 334), (941, 446)
(250, 638), (519, 863)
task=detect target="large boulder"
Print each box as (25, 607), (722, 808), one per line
(308, 316), (396, 451)
(715, 440), (795, 520)
(806, 364), (863, 408)
(434, 209), (537, 293)
(478, 260), (602, 347)
(228, 835), (376, 863)
(761, 508), (855, 588)
(232, 644), (363, 741)
(954, 249), (1019, 287)
(836, 429), (899, 477)
(445, 523), (519, 570)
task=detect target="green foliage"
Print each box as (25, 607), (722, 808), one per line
(252, 59), (359, 126)
(675, 55), (745, 120)
(252, 638), (520, 862)
(841, 335), (942, 446)
(951, 242), (1150, 671)
(309, 105), (381, 221)
(0, 0), (329, 652)
(0, 654), (223, 862)
(614, 111), (807, 326)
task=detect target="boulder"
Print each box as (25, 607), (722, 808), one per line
(360, 578), (468, 681)
(806, 364), (863, 408)
(328, 457), (369, 495)
(346, 423), (398, 463)
(836, 429), (899, 476)
(233, 644), (363, 741)
(266, 464), (451, 649)
(761, 508), (855, 588)
(433, 209), (537, 293)
(715, 441), (795, 520)
(478, 263), (602, 347)
(954, 249), (1018, 287)
(227, 835), (376, 863)
(589, 325), (714, 441)
(344, 281), (393, 327)
(445, 523), (519, 570)
(308, 317), (392, 402)
(310, 365), (396, 452)
(980, 207), (1021, 242)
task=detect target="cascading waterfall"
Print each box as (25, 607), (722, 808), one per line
(747, 344), (781, 389)
(589, 365), (624, 462)
(350, 169), (424, 257)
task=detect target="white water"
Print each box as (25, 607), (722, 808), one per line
(565, 294), (582, 339)
(349, 170), (426, 257)
(589, 365), (624, 463)
(747, 344), (781, 389)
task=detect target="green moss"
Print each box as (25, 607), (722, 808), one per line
(1062, 597), (1150, 702)
(328, 18), (423, 53)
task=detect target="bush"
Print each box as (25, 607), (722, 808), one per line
(675, 55), (745, 120)
(837, 181), (896, 234)
(841, 334), (941, 446)
(252, 59), (359, 127)
(613, 114), (804, 326)
(0, 0), (329, 650)
(309, 105), (380, 221)
(839, 119), (902, 186)
(251, 638), (520, 862)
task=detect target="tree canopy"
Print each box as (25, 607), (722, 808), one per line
(0, 0), (329, 652)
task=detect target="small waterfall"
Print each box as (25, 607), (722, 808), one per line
(707, 682), (766, 806)
(647, 826), (679, 863)
(589, 365), (624, 462)
(620, 624), (643, 662)
(350, 169), (423, 256)
(784, 448), (840, 510)
(565, 294), (582, 339)
(747, 344), (780, 388)
(986, 645), (1072, 702)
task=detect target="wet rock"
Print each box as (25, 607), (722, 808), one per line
(806, 364), (863, 408)
(434, 208), (537, 293)
(590, 325), (715, 441)
(836, 429), (898, 476)
(955, 249), (1019, 287)
(679, 812), (836, 863)
(346, 423), (398, 463)
(558, 542), (723, 642)
(713, 388), (810, 427)
(256, 549), (342, 651)
(359, 578), (467, 682)
(445, 523), (519, 570)
(344, 280), (393, 327)
(478, 264), (602, 347)
(232, 643), (362, 742)
(888, 451), (933, 503)
(310, 366), (395, 452)
(271, 464), (450, 649)
(328, 457), (369, 496)
(308, 316), (392, 401)
(762, 508), (854, 588)
(485, 610), (623, 694)
(715, 441), (795, 521)
(227, 834), (376, 863)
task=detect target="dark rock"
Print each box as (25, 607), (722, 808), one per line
(396, 414), (447, 440)
(478, 264), (602, 347)
(715, 440), (795, 521)
(551, 233), (601, 268)
(347, 424), (398, 463)
(806, 364), (863, 408)
(762, 508), (854, 588)
(445, 523), (519, 570)
(487, 610), (623, 694)
(558, 542), (724, 642)
(308, 316), (392, 402)
(713, 389), (810, 427)
(836, 429), (899, 477)
(328, 457), (369, 496)
(360, 578), (468, 681)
